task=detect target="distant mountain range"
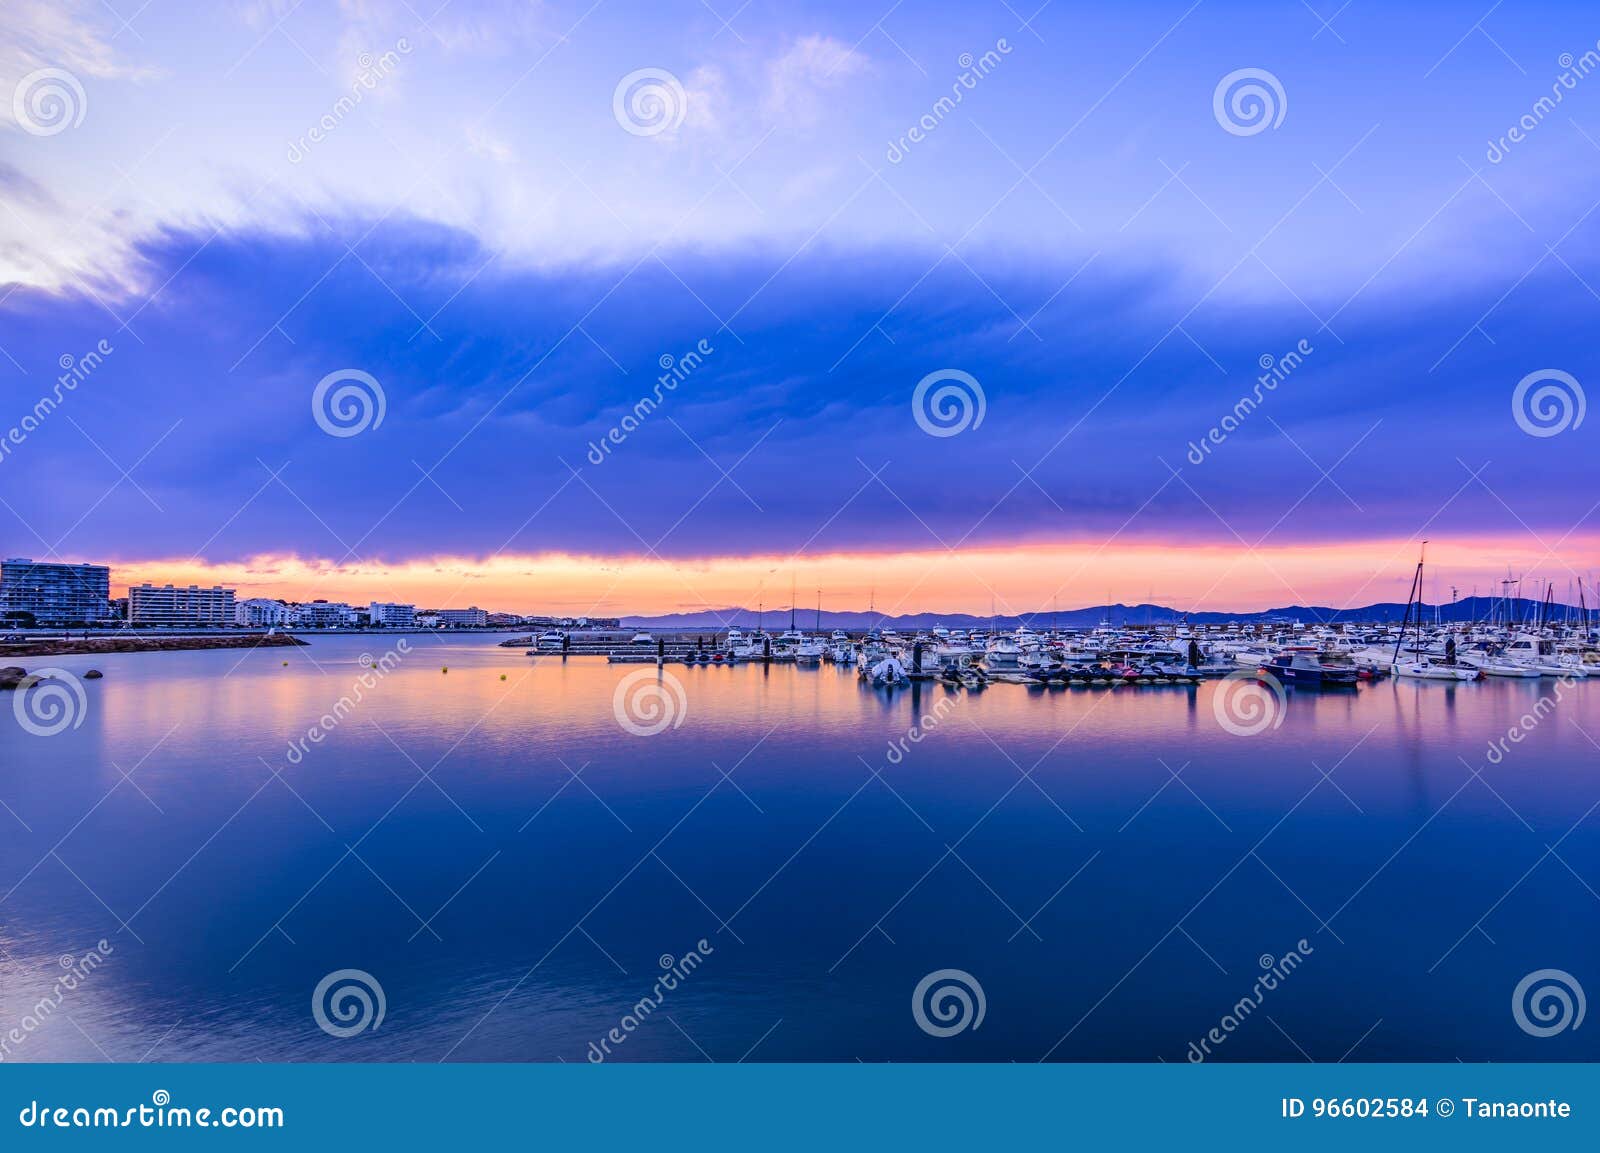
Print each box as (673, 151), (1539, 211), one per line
(621, 596), (1591, 629)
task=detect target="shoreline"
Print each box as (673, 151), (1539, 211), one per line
(0, 634), (310, 658)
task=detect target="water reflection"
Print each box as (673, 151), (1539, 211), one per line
(1, 637), (1596, 1063)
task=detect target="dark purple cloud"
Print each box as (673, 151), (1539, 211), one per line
(1, 217), (1596, 568)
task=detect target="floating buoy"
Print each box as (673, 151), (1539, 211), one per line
(282, 661), (289, 666)
(499, 674), (507, 680)
(442, 667), (448, 673)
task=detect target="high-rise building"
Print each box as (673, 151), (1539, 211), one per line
(368, 602), (416, 627)
(128, 583), (237, 627)
(434, 607), (488, 627)
(0, 558), (111, 626)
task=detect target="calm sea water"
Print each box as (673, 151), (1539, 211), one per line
(2, 635), (1596, 1063)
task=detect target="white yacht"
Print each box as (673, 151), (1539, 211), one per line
(1393, 660), (1478, 681)
(985, 634), (1024, 670)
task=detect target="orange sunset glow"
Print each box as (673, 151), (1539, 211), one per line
(99, 534), (1600, 618)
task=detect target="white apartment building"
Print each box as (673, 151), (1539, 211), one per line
(368, 602), (416, 627)
(235, 597), (289, 627)
(290, 600), (357, 628)
(128, 583), (237, 627)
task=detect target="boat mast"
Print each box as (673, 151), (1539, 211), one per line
(1392, 542), (1426, 666)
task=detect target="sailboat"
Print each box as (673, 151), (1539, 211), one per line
(795, 590), (826, 663)
(1391, 544), (1478, 681)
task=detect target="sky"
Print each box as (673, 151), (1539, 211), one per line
(3, 0), (1600, 616)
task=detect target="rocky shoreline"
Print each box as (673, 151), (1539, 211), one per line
(0, 633), (310, 659)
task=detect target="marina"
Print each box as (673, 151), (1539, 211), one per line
(505, 609), (1600, 689)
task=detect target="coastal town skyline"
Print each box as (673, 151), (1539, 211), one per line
(8, 539), (1600, 623)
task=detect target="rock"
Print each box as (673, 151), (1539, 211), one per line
(17, 674), (42, 688)
(0, 666), (23, 678)
(83, 669), (104, 679)
(0, 677), (20, 691)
